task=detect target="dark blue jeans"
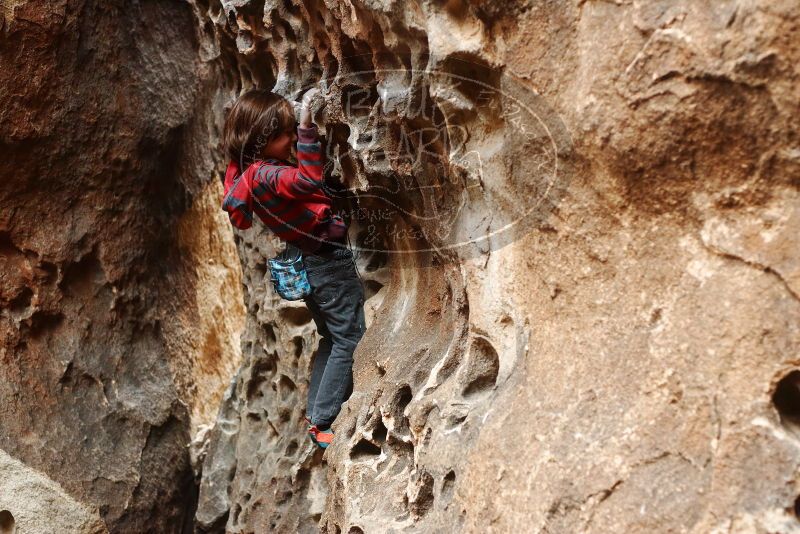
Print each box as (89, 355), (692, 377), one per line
(302, 245), (365, 429)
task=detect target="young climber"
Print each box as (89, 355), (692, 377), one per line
(220, 87), (366, 450)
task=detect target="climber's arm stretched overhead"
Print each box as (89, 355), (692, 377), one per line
(259, 123), (325, 201)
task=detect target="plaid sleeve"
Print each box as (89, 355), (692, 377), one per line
(267, 124), (325, 200)
(221, 174), (254, 229)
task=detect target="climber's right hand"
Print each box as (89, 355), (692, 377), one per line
(299, 87), (322, 128)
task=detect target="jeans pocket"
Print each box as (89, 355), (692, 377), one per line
(312, 277), (344, 306)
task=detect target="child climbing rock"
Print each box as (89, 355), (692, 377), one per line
(220, 87), (366, 449)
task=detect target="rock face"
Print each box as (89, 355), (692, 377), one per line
(0, 0), (244, 531)
(193, 0), (800, 533)
(2, 0), (799, 532)
(0, 449), (108, 534)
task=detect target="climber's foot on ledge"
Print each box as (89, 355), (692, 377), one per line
(312, 425), (334, 449)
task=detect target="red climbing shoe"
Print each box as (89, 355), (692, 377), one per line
(313, 426), (334, 449)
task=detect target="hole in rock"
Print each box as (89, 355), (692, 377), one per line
(445, 411), (467, 429)
(437, 51), (501, 106)
(38, 261), (58, 285)
(339, 38), (376, 83)
(277, 374), (297, 400)
(0, 511), (13, 534)
(387, 433), (414, 458)
(395, 42), (413, 72)
(278, 19), (296, 43)
(350, 438), (382, 460)
(9, 287), (32, 314)
(276, 488), (293, 504)
(437, 0), (470, 20)
(291, 336), (303, 358)
(395, 385), (413, 412)
(357, 132), (373, 144)
(246, 357), (278, 399)
(28, 311), (65, 339)
(60, 252), (105, 298)
(441, 469), (456, 500)
(0, 232), (17, 256)
(348, 527), (365, 534)
(409, 471), (435, 518)
(649, 307), (663, 326)
(372, 46), (406, 75)
(390, 385), (413, 432)
(364, 279), (384, 301)
(226, 9), (237, 31)
(279, 305), (313, 326)
(364, 249), (387, 272)
(372, 418), (388, 444)
(243, 44), (279, 88)
(231, 503), (242, 524)
(278, 407), (292, 423)
(263, 324), (277, 345)
(460, 336), (500, 397)
(285, 439), (299, 456)
(773, 371), (800, 430)
(325, 123), (355, 184)
(324, 54), (339, 84)
(282, 0), (300, 16)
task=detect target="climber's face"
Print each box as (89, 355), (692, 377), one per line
(262, 125), (297, 162)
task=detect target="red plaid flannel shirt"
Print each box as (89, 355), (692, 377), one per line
(221, 124), (334, 249)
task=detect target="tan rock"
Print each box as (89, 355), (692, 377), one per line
(194, 0), (800, 532)
(0, 449), (107, 534)
(0, 0), (244, 531)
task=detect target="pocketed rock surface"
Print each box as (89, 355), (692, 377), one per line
(2, 0), (800, 533)
(0, 1), (244, 532)
(193, 0), (800, 533)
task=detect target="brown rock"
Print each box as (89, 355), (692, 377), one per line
(3, 0), (799, 532)
(0, 0), (243, 531)
(194, 0), (800, 532)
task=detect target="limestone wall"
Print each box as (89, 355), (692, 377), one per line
(0, 1), (244, 531)
(2, 0), (799, 532)
(193, 0), (800, 532)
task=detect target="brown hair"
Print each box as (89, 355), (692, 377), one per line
(222, 88), (295, 170)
